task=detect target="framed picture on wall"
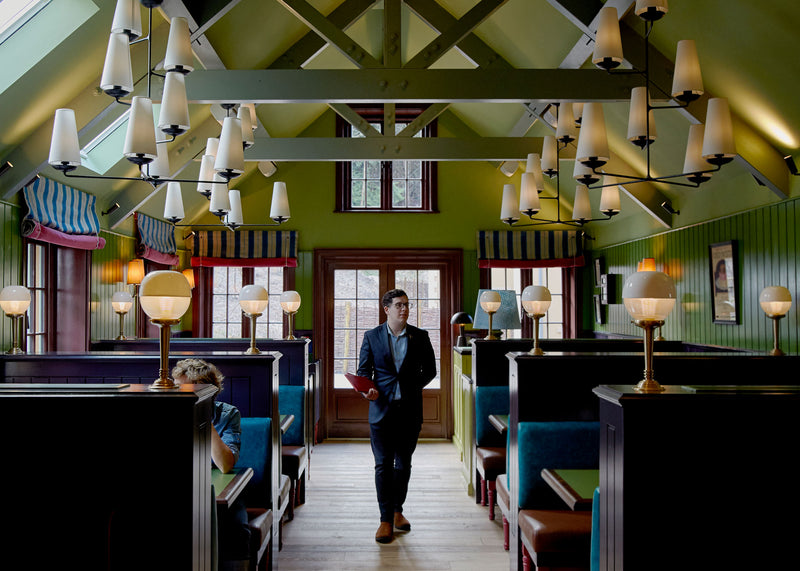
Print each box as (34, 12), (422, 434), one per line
(594, 257), (604, 286)
(709, 240), (738, 324)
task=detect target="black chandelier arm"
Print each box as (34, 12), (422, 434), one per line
(62, 169), (221, 188)
(588, 163), (721, 189)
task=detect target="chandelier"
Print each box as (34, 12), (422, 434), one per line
(45, 0), (289, 230)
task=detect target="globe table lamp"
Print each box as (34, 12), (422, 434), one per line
(759, 286), (792, 356)
(622, 270), (676, 393)
(521, 286), (552, 355)
(111, 290), (133, 340)
(0, 285), (31, 354)
(280, 290), (301, 340)
(240, 284), (269, 354)
(139, 270), (192, 389)
(450, 312), (473, 347)
(479, 290), (502, 340)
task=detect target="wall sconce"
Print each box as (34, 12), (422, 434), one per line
(450, 312), (473, 347)
(638, 257), (656, 272)
(759, 286), (792, 356)
(280, 290), (302, 340)
(622, 270), (676, 392)
(239, 284), (269, 354)
(181, 268), (195, 289)
(0, 285), (31, 354)
(479, 290), (501, 340)
(111, 291), (133, 340)
(521, 286), (551, 355)
(139, 270), (192, 389)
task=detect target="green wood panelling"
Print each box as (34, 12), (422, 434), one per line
(90, 231), (136, 341)
(590, 198), (800, 354)
(0, 202), (22, 350)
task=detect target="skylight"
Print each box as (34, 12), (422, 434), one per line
(0, 0), (50, 44)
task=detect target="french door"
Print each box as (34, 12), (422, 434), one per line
(314, 249), (462, 439)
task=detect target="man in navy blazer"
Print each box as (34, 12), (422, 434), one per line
(357, 289), (437, 543)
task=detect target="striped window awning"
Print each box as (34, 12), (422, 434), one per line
(136, 213), (179, 266)
(191, 230), (298, 267)
(477, 230), (585, 268)
(21, 177), (105, 250)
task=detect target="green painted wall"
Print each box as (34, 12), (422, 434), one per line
(0, 200), (23, 350)
(89, 230), (137, 341)
(589, 196), (800, 354)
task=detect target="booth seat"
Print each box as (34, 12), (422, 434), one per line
(474, 385), (509, 519)
(279, 385), (308, 520)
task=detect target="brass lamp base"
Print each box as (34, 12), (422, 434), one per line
(632, 318), (666, 393)
(5, 346), (25, 355)
(634, 379), (666, 393)
(245, 346), (262, 355)
(149, 318), (180, 391)
(527, 313), (546, 355)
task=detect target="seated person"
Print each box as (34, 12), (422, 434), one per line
(172, 359), (250, 570)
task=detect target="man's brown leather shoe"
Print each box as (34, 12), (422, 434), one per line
(394, 512), (411, 531)
(375, 522), (393, 543)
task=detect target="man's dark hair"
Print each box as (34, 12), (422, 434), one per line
(382, 289), (408, 308)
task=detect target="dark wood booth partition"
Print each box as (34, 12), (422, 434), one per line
(0, 351), (282, 568)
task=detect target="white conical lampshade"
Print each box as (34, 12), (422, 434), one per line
(164, 17), (193, 74)
(270, 181), (291, 223)
(573, 103), (585, 125)
(521, 285), (551, 315)
(702, 98), (736, 165)
(600, 178), (621, 216)
(760, 286), (792, 317)
(164, 182), (184, 223)
(576, 102), (609, 169)
(622, 270), (676, 321)
(683, 124), (712, 184)
(519, 173), (541, 216)
(672, 40), (703, 102)
(111, 0), (142, 39)
(206, 137), (219, 157)
(573, 159), (600, 185)
(593, 7), (623, 70)
(227, 189), (244, 227)
(214, 117), (245, 179)
(196, 154), (215, 196)
(209, 175), (231, 216)
(500, 183), (519, 224)
(123, 96), (157, 165)
(241, 103), (258, 130)
(238, 106), (254, 149)
(541, 135), (558, 177)
(239, 284), (268, 315)
(49, 109), (82, 172)
(146, 142), (170, 180)
(627, 87), (657, 148)
(572, 185), (592, 221)
(158, 72), (190, 136)
(635, 0), (668, 21)
(100, 33), (133, 98)
(556, 103), (577, 144)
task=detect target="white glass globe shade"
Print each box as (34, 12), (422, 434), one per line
(280, 290), (301, 313)
(622, 271), (677, 321)
(521, 285), (551, 315)
(239, 284), (269, 315)
(111, 291), (133, 314)
(479, 290), (502, 313)
(138, 270), (191, 320)
(0, 285), (31, 316)
(759, 286), (792, 317)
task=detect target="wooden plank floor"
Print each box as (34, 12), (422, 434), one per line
(278, 439), (509, 570)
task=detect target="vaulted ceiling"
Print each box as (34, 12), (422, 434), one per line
(0, 0), (798, 240)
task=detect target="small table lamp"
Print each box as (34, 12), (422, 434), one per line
(139, 270), (192, 389)
(450, 312), (473, 347)
(280, 290), (301, 340)
(127, 258), (145, 337)
(479, 290), (502, 340)
(759, 286), (792, 356)
(521, 285), (551, 355)
(0, 285), (31, 354)
(111, 291), (133, 340)
(240, 285), (269, 354)
(622, 270), (676, 392)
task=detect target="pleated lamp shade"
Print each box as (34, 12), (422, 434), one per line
(683, 124), (712, 184)
(627, 87), (657, 148)
(500, 183), (519, 224)
(270, 182), (291, 223)
(100, 32), (133, 98)
(49, 109), (82, 172)
(702, 98), (736, 165)
(158, 72), (190, 136)
(163, 17), (193, 74)
(196, 154), (216, 196)
(238, 106), (255, 149)
(214, 117), (245, 180)
(111, 0), (142, 40)
(541, 135), (559, 177)
(123, 96), (157, 166)
(227, 189), (244, 227)
(146, 142), (170, 180)
(599, 178), (621, 216)
(209, 175), (231, 216)
(671, 40), (703, 102)
(593, 7), (623, 70)
(572, 185), (592, 221)
(576, 102), (609, 169)
(163, 182), (184, 223)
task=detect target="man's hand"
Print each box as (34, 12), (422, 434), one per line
(362, 388), (379, 401)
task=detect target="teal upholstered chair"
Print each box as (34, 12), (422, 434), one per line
(279, 385), (308, 520)
(236, 417), (274, 570)
(474, 385), (509, 519)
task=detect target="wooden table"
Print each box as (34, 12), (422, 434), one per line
(212, 466), (254, 507)
(488, 413), (508, 435)
(541, 468), (599, 511)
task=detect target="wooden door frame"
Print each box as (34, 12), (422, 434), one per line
(314, 248), (462, 441)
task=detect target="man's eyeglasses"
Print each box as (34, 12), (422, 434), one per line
(391, 302), (414, 310)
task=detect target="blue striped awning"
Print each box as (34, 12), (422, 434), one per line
(191, 230), (298, 267)
(137, 213), (177, 255)
(477, 230), (584, 268)
(23, 177), (100, 235)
